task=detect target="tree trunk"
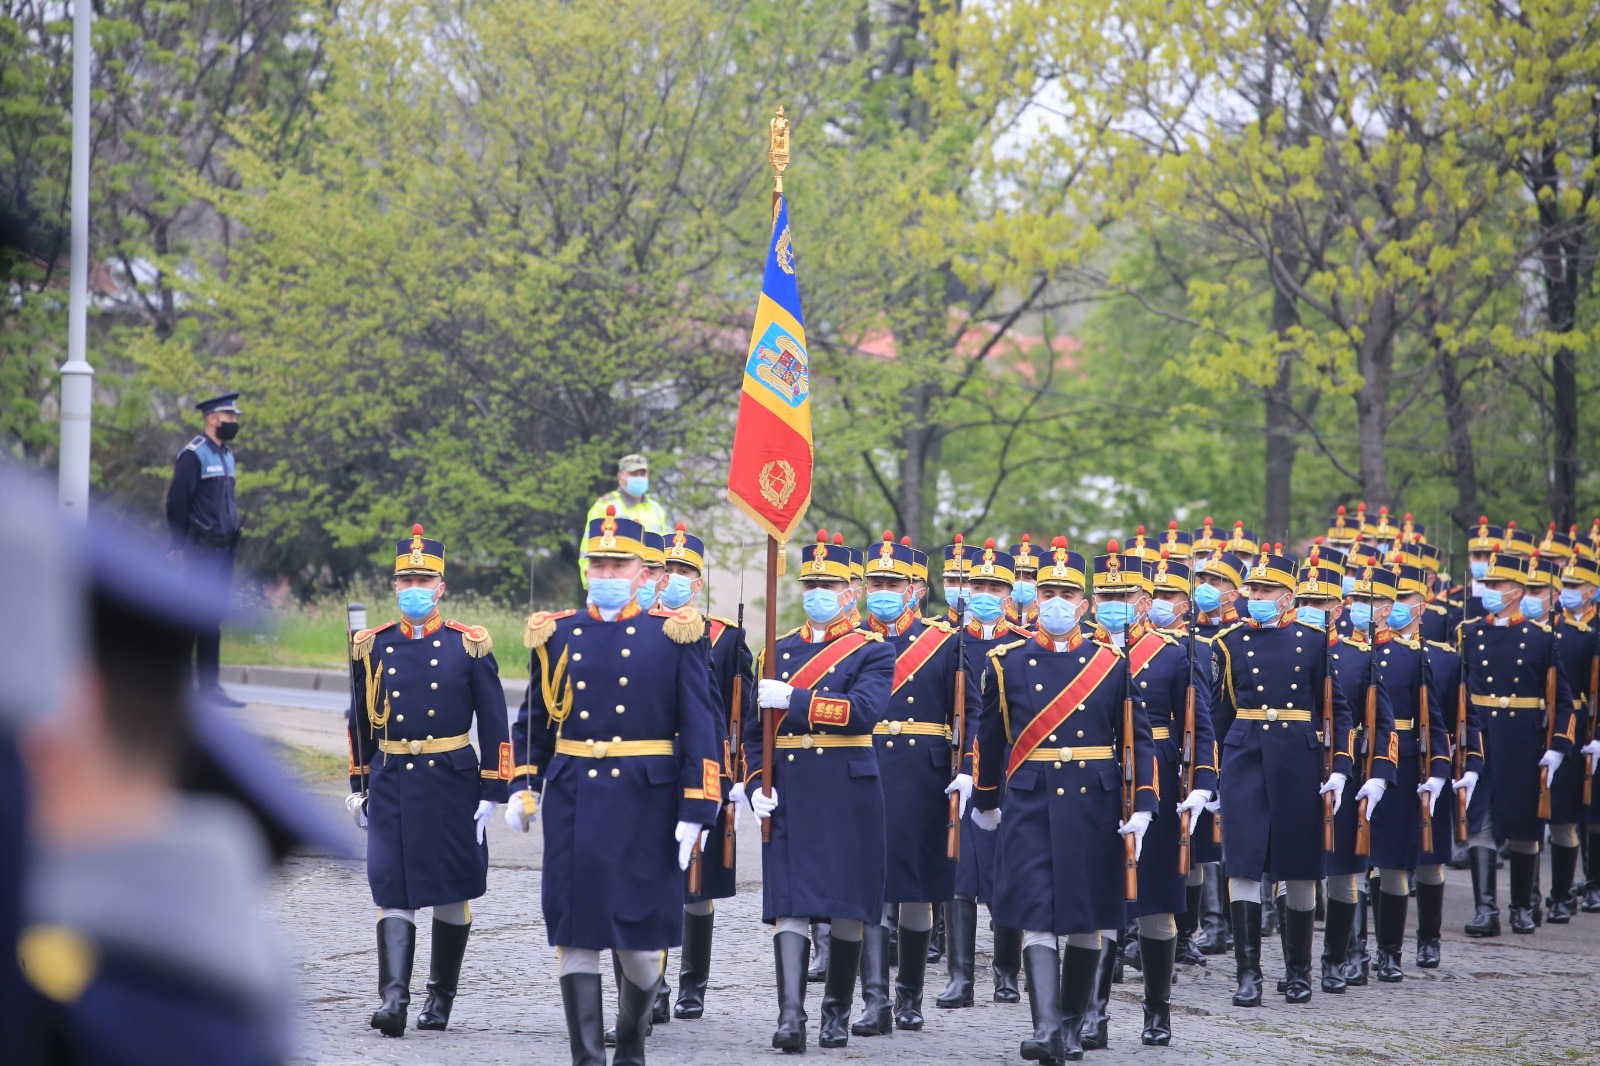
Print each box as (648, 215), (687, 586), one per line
(1552, 343), (1579, 528)
(1432, 318), (1479, 541)
(1352, 288), (1396, 506)
(898, 376), (938, 546)
(1263, 283), (1298, 545)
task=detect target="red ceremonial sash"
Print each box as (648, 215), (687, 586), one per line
(1127, 632), (1164, 678)
(788, 632), (872, 691)
(893, 625), (955, 693)
(1006, 646), (1120, 778)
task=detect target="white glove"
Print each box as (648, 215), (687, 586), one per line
(1204, 794), (1221, 815)
(1355, 778), (1387, 820)
(345, 792), (368, 831)
(474, 800), (497, 844)
(504, 789), (538, 831)
(945, 774), (974, 819)
(1452, 769), (1479, 809)
(1119, 811), (1154, 861)
(1176, 789), (1211, 830)
(727, 781), (751, 826)
(750, 784), (780, 819)
(1539, 749), (1565, 779)
(1417, 776), (1446, 815)
(758, 678), (794, 709)
(1582, 738), (1600, 760)
(675, 820), (710, 871)
(970, 807), (1002, 832)
(1320, 771), (1348, 816)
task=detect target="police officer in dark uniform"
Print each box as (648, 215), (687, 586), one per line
(506, 507), (723, 1066)
(164, 392), (245, 707)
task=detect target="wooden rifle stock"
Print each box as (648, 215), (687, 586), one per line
(1537, 665), (1556, 820)
(723, 671), (743, 868)
(687, 840), (703, 894)
(1418, 682), (1433, 854)
(1355, 681), (1376, 857)
(1178, 682), (1196, 877)
(947, 666), (966, 859)
(1322, 669), (1336, 853)
(1585, 657), (1598, 807)
(1454, 677), (1469, 843)
(1122, 688), (1138, 902)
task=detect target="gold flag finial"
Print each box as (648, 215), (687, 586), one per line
(769, 106), (790, 195)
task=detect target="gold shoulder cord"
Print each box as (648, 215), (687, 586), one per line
(364, 654), (391, 730)
(536, 644), (574, 726)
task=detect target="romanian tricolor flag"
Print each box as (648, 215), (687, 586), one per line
(727, 194), (813, 541)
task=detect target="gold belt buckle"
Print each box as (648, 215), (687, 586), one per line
(1059, 746), (1073, 762)
(592, 741), (609, 759)
(888, 721), (903, 735)
(408, 740), (422, 756)
(801, 735), (815, 749)
(1266, 709), (1279, 722)
(1498, 697), (1509, 709)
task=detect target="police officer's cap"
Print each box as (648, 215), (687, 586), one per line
(195, 392), (241, 415)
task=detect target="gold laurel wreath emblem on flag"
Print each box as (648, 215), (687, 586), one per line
(775, 226), (795, 275)
(759, 459), (797, 508)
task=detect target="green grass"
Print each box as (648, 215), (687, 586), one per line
(222, 588), (536, 679)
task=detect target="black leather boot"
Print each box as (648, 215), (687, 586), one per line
(1229, 900), (1263, 1007)
(1509, 850), (1537, 934)
(560, 973), (606, 1066)
(992, 921), (1023, 1003)
(1320, 898), (1355, 993)
(370, 916), (416, 1038)
(818, 934), (864, 1048)
(886, 916), (900, 968)
(1060, 944), (1100, 1062)
(1121, 923), (1142, 973)
(772, 931), (809, 1054)
(1415, 881), (1443, 967)
(1583, 834), (1600, 912)
(416, 919), (470, 1030)
(850, 924), (893, 1037)
(1465, 845), (1501, 936)
(894, 925), (931, 1031)
(1548, 844), (1579, 923)
(1077, 938), (1116, 1050)
(1531, 854), (1543, 927)
(673, 910), (714, 1019)
(1175, 884), (1205, 966)
(1342, 891), (1370, 985)
(1138, 936), (1175, 1046)
(1275, 890), (1290, 994)
(1260, 885), (1279, 937)
(1110, 928), (1125, 986)
(652, 977), (671, 1026)
(1375, 890), (1407, 982)
(808, 921), (831, 982)
(1020, 943), (1064, 1064)
(613, 972), (656, 1066)
(928, 908), (946, 964)
(1197, 866), (1230, 955)
(1282, 907), (1314, 1004)
(936, 898), (976, 1008)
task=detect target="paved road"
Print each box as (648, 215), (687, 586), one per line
(254, 696), (1600, 1065)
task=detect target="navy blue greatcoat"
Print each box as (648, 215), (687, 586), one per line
(954, 618), (1032, 901)
(688, 615), (755, 903)
(1367, 636), (1449, 871)
(1326, 634), (1398, 878)
(1551, 610), (1597, 824)
(1421, 639), (1481, 862)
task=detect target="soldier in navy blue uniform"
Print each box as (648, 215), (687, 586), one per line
(1559, 540), (1600, 913)
(1006, 533), (1042, 629)
(345, 525), (510, 1038)
(656, 523), (754, 1022)
(971, 538), (1157, 1064)
(164, 392), (245, 707)
(1458, 549), (1577, 938)
(1211, 552), (1356, 1007)
(1417, 598), (1479, 966)
(740, 530), (893, 1053)
(847, 533), (977, 1037)
(1188, 542), (1244, 957)
(938, 537), (1029, 1010)
(503, 507), (722, 1066)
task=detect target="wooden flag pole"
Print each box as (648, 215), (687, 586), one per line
(759, 110), (789, 844)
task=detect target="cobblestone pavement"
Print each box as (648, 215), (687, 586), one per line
(256, 701), (1600, 1065)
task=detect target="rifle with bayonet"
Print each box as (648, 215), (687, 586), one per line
(1119, 574), (1139, 902)
(947, 537), (969, 860)
(1355, 607), (1379, 857)
(723, 553), (747, 869)
(1178, 582), (1197, 877)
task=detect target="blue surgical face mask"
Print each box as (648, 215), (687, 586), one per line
(1192, 582), (1224, 614)
(969, 592), (1006, 624)
(659, 573), (695, 610)
(1470, 560), (1489, 580)
(1349, 602), (1372, 632)
(1522, 593), (1547, 620)
(804, 587), (844, 624)
(1247, 597), (1283, 625)
(1341, 575), (1357, 597)
(1559, 587), (1586, 612)
(636, 578), (659, 611)
(1147, 600), (1179, 628)
(397, 586), (437, 620)
(1480, 588), (1506, 614)
(945, 586), (970, 611)
(1295, 605), (1327, 628)
(1097, 600), (1137, 633)
(1037, 596), (1079, 635)
(1387, 602), (1414, 629)
(1013, 581), (1037, 608)
(625, 475), (649, 498)
(866, 589), (908, 623)
(588, 576), (635, 612)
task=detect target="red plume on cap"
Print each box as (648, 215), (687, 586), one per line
(1052, 536), (1067, 549)
(985, 537), (996, 549)
(1337, 505), (1346, 516)
(1234, 520), (1244, 528)
(901, 536), (911, 546)
(412, 523), (424, 535)
(1550, 521), (1557, 531)
(676, 521), (686, 531)
(1160, 546), (1170, 559)
(1203, 516), (1213, 526)
(1137, 525), (1146, 536)
(1021, 533), (1032, 544)
(1314, 535), (1325, 545)
(883, 530), (894, 541)
(816, 529), (828, 542)
(955, 533), (964, 544)
(1405, 513), (1413, 522)
(1380, 506), (1389, 516)
(1169, 520), (1178, 530)
(1478, 515), (1488, 524)
(605, 506), (616, 518)
(1274, 541), (1283, 552)
(1107, 538), (1120, 552)
(1507, 520), (1517, 530)
(1309, 547), (1321, 564)
(832, 532), (844, 545)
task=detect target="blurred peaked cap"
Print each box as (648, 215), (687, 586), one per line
(0, 465), (85, 727)
(195, 392), (241, 415)
(617, 452), (648, 472)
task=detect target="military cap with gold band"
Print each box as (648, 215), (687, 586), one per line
(969, 538), (1016, 585)
(1525, 551), (1563, 589)
(901, 536), (929, 582)
(1325, 505), (1360, 547)
(1388, 561), (1430, 598)
(1147, 548), (1191, 593)
(1561, 545), (1600, 587)
(1371, 506), (1403, 548)
(1348, 560), (1399, 601)
(1093, 540), (1153, 593)
(833, 532), (865, 581)
(1571, 524), (1595, 565)
(641, 530), (666, 568)
(1242, 551), (1297, 591)
(1224, 521), (1260, 559)
(662, 522), (706, 572)
(1501, 520), (1538, 557)
(1466, 516), (1504, 552)
(1125, 525), (1162, 564)
(1484, 549), (1529, 585)
(1296, 549), (1345, 599)
(1191, 516), (1223, 558)
(1037, 536), (1086, 590)
(800, 529), (854, 582)
(584, 505), (647, 559)
(1160, 520), (1193, 560)
(1309, 538), (1349, 573)
(1351, 502), (1378, 541)
(867, 530), (916, 579)
(1012, 533), (1040, 574)
(1411, 541), (1442, 575)
(1400, 512), (1426, 546)
(1197, 550), (1247, 589)
(942, 535), (973, 578)
(1538, 523), (1575, 561)
(395, 523), (446, 576)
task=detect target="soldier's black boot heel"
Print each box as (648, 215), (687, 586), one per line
(673, 910), (714, 1019)
(1175, 885), (1205, 966)
(1077, 939), (1116, 1049)
(992, 921), (1023, 1003)
(1319, 899), (1355, 993)
(1282, 907), (1314, 1004)
(1548, 844), (1579, 923)
(416, 918), (469, 1030)
(928, 908), (946, 964)
(1415, 881), (1443, 967)
(1342, 890), (1369, 985)
(818, 934), (863, 1048)
(612, 974), (656, 1066)
(559, 973), (606, 1066)
(1138, 936), (1175, 1046)
(1464, 845), (1501, 936)
(1197, 865), (1230, 955)
(370, 916), (415, 1038)
(1059, 943), (1100, 1061)
(935, 898), (976, 1008)
(850, 924), (893, 1036)
(772, 932), (809, 1054)
(894, 926), (931, 1030)
(1582, 834), (1600, 912)
(1229, 900), (1263, 1007)
(1509, 850), (1537, 934)
(1020, 944), (1063, 1064)
(1375, 889), (1408, 981)
(807, 921), (831, 982)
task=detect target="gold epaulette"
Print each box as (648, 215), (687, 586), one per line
(652, 605), (705, 644)
(351, 621), (397, 660)
(989, 637), (1030, 659)
(446, 619), (493, 658)
(1426, 603), (1448, 616)
(524, 609), (577, 649)
(709, 615), (739, 629)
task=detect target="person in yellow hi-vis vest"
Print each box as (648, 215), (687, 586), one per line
(580, 453), (668, 588)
